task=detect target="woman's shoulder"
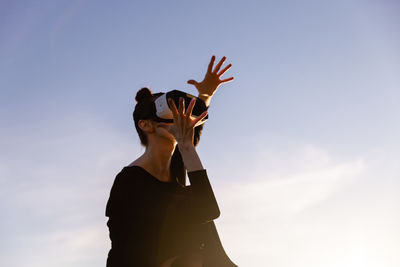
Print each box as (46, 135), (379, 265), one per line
(106, 166), (151, 217)
(114, 165), (149, 185)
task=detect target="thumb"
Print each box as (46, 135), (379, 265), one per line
(187, 79), (199, 86)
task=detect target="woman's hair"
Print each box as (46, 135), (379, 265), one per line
(133, 87), (158, 146)
(133, 87), (205, 186)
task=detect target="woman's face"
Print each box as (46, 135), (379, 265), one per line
(139, 118), (176, 145)
(150, 94), (177, 143)
(154, 120), (176, 143)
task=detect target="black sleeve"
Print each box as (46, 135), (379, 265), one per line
(187, 169), (220, 222)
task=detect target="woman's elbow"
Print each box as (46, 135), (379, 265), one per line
(202, 205), (220, 222)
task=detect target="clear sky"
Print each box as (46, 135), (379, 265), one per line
(1, 0), (399, 266)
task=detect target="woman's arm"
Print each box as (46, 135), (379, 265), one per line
(167, 144), (221, 222)
(166, 97), (220, 221)
(178, 142), (220, 220)
(190, 56), (233, 147)
(177, 142), (203, 172)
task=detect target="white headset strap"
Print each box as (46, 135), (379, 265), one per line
(154, 93), (173, 120)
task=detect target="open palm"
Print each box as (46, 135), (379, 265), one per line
(187, 55), (234, 97)
(165, 97), (208, 145)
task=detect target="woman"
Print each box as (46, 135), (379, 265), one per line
(105, 56), (234, 266)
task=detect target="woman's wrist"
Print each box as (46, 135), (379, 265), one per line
(177, 141), (195, 151)
(177, 142), (204, 172)
(198, 94), (212, 107)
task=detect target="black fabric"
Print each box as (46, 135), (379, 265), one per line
(105, 166), (220, 267)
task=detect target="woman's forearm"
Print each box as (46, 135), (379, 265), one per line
(177, 142), (204, 172)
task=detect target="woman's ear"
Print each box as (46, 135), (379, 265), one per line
(138, 119), (155, 133)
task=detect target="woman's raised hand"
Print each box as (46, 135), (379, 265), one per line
(167, 97), (208, 147)
(187, 55), (234, 98)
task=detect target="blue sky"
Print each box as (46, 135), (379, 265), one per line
(1, 0), (399, 266)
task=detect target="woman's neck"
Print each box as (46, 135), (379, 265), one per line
(131, 141), (176, 182)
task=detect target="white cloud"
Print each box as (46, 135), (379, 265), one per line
(212, 145), (400, 267)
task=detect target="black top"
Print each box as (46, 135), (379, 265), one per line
(105, 166), (220, 266)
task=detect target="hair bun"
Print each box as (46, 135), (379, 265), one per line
(135, 87), (153, 103)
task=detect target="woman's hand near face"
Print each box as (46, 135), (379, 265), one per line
(167, 97), (208, 147)
(165, 97), (208, 171)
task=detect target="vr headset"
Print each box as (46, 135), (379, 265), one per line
(152, 90), (209, 125)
